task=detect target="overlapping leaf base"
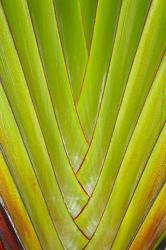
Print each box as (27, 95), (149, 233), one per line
(0, 0), (165, 249)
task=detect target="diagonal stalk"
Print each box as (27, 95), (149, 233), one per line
(0, 85), (63, 249)
(0, 153), (41, 250)
(0, 1), (88, 219)
(78, 0), (98, 53)
(53, 0), (88, 102)
(77, 0), (165, 196)
(0, 85), (88, 249)
(84, 42), (166, 247)
(111, 124), (166, 249)
(129, 184), (166, 250)
(77, 0), (122, 141)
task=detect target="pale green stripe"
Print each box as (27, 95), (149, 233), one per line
(112, 124), (166, 249)
(129, 184), (166, 250)
(79, 0), (98, 52)
(76, 47), (166, 238)
(86, 34), (166, 248)
(77, 0), (122, 141)
(0, 83), (88, 249)
(77, 0), (165, 196)
(53, 0), (88, 101)
(0, 0), (88, 221)
(0, 152), (41, 250)
(0, 85), (63, 250)
(27, 0), (88, 171)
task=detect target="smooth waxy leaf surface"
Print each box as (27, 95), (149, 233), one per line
(0, 0), (88, 219)
(0, 153), (41, 250)
(27, 0), (88, 171)
(54, 0), (88, 101)
(0, 84), (63, 249)
(79, 0), (98, 52)
(129, 184), (166, 250)
(77, 0), (122, 142)
(0, 0), (165, 249)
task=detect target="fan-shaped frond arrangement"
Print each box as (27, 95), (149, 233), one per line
(0, 0), (165, 249)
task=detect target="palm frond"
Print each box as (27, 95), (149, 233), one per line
(0, 0), (165, 249)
